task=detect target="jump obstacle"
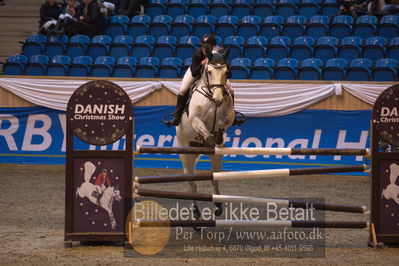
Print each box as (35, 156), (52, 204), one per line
(134, 146), (370, 230)
(134, 188), (368, 214)
(136, 146), (370, 156)
(135, 165), (368, 184)
(135, 220), (369, 229)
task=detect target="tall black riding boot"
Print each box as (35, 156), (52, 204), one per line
(163, 94), (186, 127)
(231, 92), (247, 127)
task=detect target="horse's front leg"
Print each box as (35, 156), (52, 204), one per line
(210, 154), (223, 216)
(181, 154), (201, 219)
(191, 117), (214, 143)
(103, 205), (117, 229)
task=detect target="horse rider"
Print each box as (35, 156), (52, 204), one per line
(94, 168), (111, 204)
(163, 34), (244, 128)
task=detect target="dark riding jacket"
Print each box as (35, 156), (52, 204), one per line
(190, 48), (206, 79)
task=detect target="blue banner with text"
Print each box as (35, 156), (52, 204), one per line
(0, 106), (371, 174)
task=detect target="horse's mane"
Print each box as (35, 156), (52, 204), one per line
(209, 45), (228, 65)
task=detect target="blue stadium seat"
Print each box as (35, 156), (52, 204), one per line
(363, 37), (387, 62)
(216, 15), (239, 39)
(215, 36), (223, 46)
(182, 57), (192, 75)
(154, 36), (177, 60)
(299, 0), (320, 18)
(275, 58), (299, 80)
(232, 0), (252, 19)
(314, 36), (338, 62)
(171, 15), (194, 39)
(253, 0), (274, 18)
(338, 37), (363, 62)
(106, 15), (129, 38)
(3, 55), (28, 75)
(250, 58), (274, 79)
(237, 15), (261, 38)
(22, 34), (47, 57)
(267, 36), (291, 61)
(91, 56), (115, 77)
(113, 57), (137, 77)
(291, 36), (314, 61)
(149, 15), (172, 38)
(275, 0), (298, 18)
(388, 37), (399, 59)
(88, 35), (112, 59)
(347, 58), (372, 81)
(378, 15), (399, 40)
(66, 35), (90, 58)
(166, 0), (188, 18)
(110, 35), (133, 59)
(193, 15), (216, 38)
(299, 58), (323, 80)
(372, 59), (398, 81)
(176, 35), (200, 59)
(127, 15), (151, 39)
(354, 15), (377, 40)
(68, 56), (92, 77)
(25, 55), (49, 76)
(283, 15), (307, 39)
(136, 57), (159, 78)
(132, 35), (155, 58)
(210, 0), (232, 19)
(321, 0), (338, 16)
(260, 16), (284, 39)
(188, 0), (210, 18)
(223, 36), (245, 60)
(243, 36), (268, 61)
(47, 55), (70, 76)
(146, 0), (166, 18)
(330, 15), (353, 39)
(159, 57), (182, 78)
(307, 15), (329, 40)
(45, 34), (68, 58)
(323, 58), (347, 80)
(230, 58), (251, 79)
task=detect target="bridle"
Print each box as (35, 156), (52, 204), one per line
(195, 62), (230, 101)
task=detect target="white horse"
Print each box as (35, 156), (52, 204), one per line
(76, 161), (122, 229)
(176, 47), (235, 218)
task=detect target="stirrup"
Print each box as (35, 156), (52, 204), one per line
(162, 113), (179, 128)
(232, 111), (247, 127)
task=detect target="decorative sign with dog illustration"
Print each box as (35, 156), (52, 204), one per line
(65, 80), (133, 245)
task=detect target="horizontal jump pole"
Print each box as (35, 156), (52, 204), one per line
(135, 188), (368, 214)
(136, 146), (370, 156)
(136, 220), (369, 229)
(135, 165), (368, 184)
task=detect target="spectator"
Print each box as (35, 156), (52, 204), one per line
(39, 0), (62, 35)
(338, 0), (368, 18)
(118, 0), (147, 17)
(99, 1), (116, 17)
(381, 0), (399, 15)
(65, 0), (106, 37)
(52, 0), (82, 34)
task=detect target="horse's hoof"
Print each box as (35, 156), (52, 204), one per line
(205, 135), (215, 145)
(192, 205), (201, 219)
(214, 203), (223, 216)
